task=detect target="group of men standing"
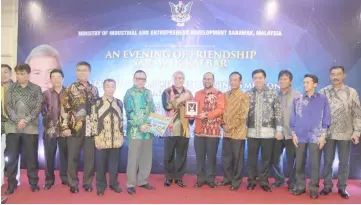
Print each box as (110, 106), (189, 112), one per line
(159, 67), (360, 200)
(1, 62), (360, 199)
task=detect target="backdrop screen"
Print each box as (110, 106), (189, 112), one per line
(17, 0), (361, 178)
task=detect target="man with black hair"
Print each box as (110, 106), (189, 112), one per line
(124, 70), (156, 195)
(42, 69), (68, 190)
(4, 63), (43, 194)
(319, 66), (361, 199)
(291, 74), (331, 199)
(1, 64), (20, 188)
(60, 61), (99, 193)
(217, 71), (249, 191)
(271, 70), (300, 192)
(246, 69), (283, 192)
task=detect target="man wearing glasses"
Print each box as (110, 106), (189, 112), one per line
(60, 61), (99, 193)
(124, 70), (156, 195)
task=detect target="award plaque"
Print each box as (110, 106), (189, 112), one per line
(185, 100), (198, 118)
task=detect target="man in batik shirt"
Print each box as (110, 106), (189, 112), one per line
(42, 69), (68, 190)
(60, 61), (99, 193)
(246, 69), (283, 192)
(291, 74), (331, 199)
(91, 79), (124, 196)
(124, 70), (155, 195)
(5, 64), (43, 194)
(217, 72), (249, 191)
(194, 72), (226, 189)
(162, 71), (193, 188)
(319, 66), (361, 199)
(1, 64), (19, 188)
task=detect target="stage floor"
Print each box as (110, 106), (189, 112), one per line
(1, 170), (360, 204)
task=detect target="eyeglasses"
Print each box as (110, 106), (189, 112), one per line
(135, 77), (146, 81)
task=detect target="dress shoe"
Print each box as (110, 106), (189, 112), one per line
(5, 187), (16, 195)
(288, 186), (295, 193)
(83, 185), (93, 192)
(272, 181), (285, 187)
(247, 183), (256, 190)
(127, 187), (136, 195)
(260, 185), (272, 192)
(43, 182), (54, 190)
(175, 179), (186, 188)
(207, 182), (217, 188)
(310, 191), (319, 199)
(97, 189), (105, 196)
(338, 189), (350, 199)
(70, 186), (79, 193)
(164, 179), (173, 187)
(293, 189), (306, 196)
(139, 183), (155, 190)
(31, 185), (40, 192)
(217, 181), (231, 186)
(319, 188), (332, 196)
(230, 185), (239, 191)
(110, 185), (122, 193)
(194, 182), (205, 188)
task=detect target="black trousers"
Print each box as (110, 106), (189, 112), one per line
(271, 139), (296, 186)
(43, 137), (68, 184)
(163, 136), (189, 180)
(96, 148), (120, 190)
(295, 142), (321, 192)
(5, 133), (39, 188)
(67, 136), (95, 187)
(247, 138), (274, 186)
(222, 138), (245, 187)
(194, 136), (220, 183)
(322, 139), (351, 190)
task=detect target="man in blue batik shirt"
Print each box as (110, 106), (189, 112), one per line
(291, 74), (331, 199)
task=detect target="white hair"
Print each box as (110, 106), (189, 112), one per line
(25, 44), (62, 68)
(172, 70), (185, 79)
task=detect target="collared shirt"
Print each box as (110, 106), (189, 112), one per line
(279, 88), (301, 139)
(222, 89), (250, 140)
(60, 81), (99, 137)
(320, 85), (361, 140)
(91, 97), (124, 149)
(246, 87), (283, 138)
(124, 86), (155, 140)
(162, 86), (194, 137)
(194, 87), (226, 137)
(42, 87), (65, 138)
(290, 92), (331, 143)
(5, 81), (43, 134)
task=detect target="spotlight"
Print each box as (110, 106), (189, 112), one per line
(265, 0), (278, 20)
(28, 1), (42, 22)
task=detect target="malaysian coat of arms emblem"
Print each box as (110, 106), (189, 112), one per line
(169, 1), (193, 27)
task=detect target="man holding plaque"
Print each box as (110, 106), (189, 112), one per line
(124, 70), (156, 195)
(194, 72), (226, 188)
(162, 71), (194, 188)
(217, 72), (249, 191)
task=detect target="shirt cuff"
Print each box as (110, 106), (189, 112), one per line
(24, 115), (32, 122)
(276, 126), (283, 132)
(291, 131), (296, 137)
(321, 128), (327, 136)
(352, 131), (360, 137)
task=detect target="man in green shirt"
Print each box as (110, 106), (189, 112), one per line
(124, 70), (155, 195)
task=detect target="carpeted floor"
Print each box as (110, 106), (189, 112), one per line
(1, 170), (360, 204)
